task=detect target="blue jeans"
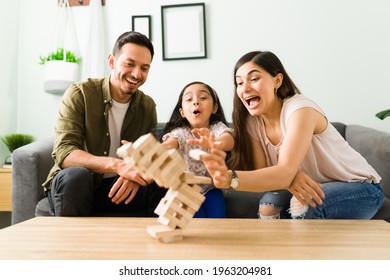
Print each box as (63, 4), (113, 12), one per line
(259, 181), (384, 219)
(304, 181), (384, 219)
(48, 166), (167, 217)
(259, 190), (292, 218)
(194, 188), (226, 218)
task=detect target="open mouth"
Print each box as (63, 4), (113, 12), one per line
(245, 96), (261, 107)
(193, 109), (201, 116)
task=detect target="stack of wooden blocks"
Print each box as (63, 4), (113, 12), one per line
(117, 133), (210, 243)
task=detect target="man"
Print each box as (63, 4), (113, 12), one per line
(43, 31), (166, 216)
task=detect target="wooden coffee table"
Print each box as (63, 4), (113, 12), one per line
(0, 217), (389, 260)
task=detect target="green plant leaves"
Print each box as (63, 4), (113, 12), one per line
(39, 48), (81, 65)
(376, 109), (390, 120)
(1, 134), (35, 153)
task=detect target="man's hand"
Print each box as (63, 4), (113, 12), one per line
(108, 176), (140, 204)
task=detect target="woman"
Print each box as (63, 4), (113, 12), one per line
(199, 51), (384, 219)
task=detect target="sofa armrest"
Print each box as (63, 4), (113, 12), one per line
(11, 137), (54, 225)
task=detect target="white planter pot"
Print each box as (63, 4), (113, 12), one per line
(43, 60), (79, 94)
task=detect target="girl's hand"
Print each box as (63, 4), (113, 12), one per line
(287, 171), (325, 207)
(201, 148), (230, 189)
(187, 128), (217, 149)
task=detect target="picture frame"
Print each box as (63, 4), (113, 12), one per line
(132, 15), (152, 40)
(161, 3), (207, 60)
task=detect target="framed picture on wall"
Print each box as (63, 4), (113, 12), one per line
(132, 15), (152, 40)
(161, 3), (207, 60)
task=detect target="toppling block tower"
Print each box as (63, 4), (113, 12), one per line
(117, 133), (211, 243)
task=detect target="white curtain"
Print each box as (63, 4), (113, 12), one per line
(82, 0), (106, 80)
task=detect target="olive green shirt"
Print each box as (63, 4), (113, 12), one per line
(42, 75), (157, 191)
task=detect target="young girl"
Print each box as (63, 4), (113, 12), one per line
(200, 51), (384, 220)
(160, 81), (234, 218)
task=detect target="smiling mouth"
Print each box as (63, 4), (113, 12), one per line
(125, 77), (139, 85)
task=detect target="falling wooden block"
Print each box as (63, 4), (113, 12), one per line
(147, 225), (183, 243)
(155, 195), (194, 229)
(189, 149), (207, 160)
(180, 171), (212, 185)
(117, 132), (212, 242)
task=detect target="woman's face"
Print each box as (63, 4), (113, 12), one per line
(235, 61), (282, 116)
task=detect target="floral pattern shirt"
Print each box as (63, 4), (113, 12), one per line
(162, 121), (233, 194)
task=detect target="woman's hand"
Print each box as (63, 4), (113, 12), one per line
(287, 171), (325, 207)
(187, 128), (216, 149)
(201, 148), (230, 189)
(108, 176), (140, 204)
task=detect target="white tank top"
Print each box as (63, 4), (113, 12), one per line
(246, 94), (381, 184)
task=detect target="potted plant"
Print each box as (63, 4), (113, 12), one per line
(376, 109), (390, 120)
(39, 47), (81, 94)
(1, 133), (35, 165)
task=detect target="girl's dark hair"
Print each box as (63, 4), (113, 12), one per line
(112, 31), (154, 60)
(228, 51), (300, 170)
(159, 81), (229, 141)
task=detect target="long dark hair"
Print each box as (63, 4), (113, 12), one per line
(228, 51), (300, 170)
(159, 81), (229, 141)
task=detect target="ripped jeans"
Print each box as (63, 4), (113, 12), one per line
(259, 181), (384, 219)
(258, 190), (292, 219)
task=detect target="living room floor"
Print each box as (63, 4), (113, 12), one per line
(0, 212), (11, 229)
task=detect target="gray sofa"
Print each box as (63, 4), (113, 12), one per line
(11, 122), (390, 225)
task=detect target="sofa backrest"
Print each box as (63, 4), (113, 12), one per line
(345, 125), (390, 198)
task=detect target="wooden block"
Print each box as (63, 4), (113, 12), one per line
(180, 172), (212, 185)
(154, 191), (178, 217)
(189, 149), (207, 160)
(116, 142), (133, 160)
(138, 141), (164, 164)
(179, 183), (205, 203)
(147, 225), (183, 243)
(167, 186), (203, 212)
(160, 165), (185, 189)
(156, 197), (193, 229)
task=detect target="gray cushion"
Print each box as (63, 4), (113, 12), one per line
(346, 125), (390, 198)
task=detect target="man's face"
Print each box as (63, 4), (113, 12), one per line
(108, 43), (152, 99)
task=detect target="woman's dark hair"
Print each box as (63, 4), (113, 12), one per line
(159, 81), (229, 142)
(228, 51), (300, 170)
(112, 31), (154, 60)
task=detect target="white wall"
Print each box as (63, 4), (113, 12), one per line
(1, 0), (389, 162)
(0, 0), (20, 164)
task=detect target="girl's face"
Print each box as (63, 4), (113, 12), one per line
(235, 61), (282, 116)
(179, 83), (218, 129)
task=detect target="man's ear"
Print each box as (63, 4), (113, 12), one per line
(107, 54), (115, 69)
